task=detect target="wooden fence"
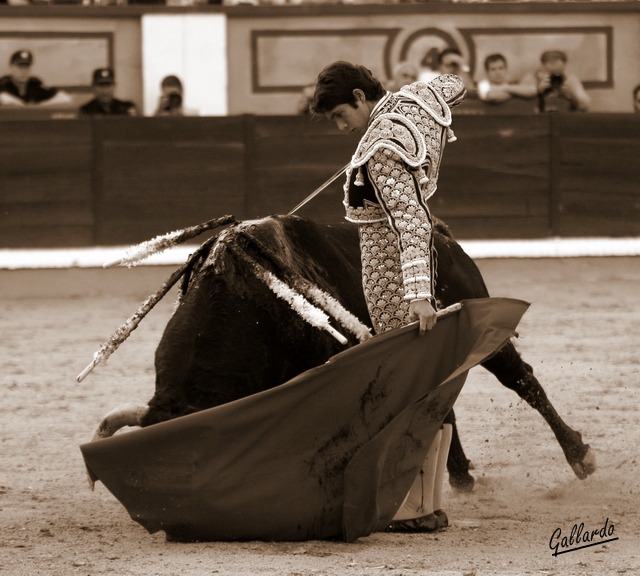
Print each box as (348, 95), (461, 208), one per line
(0, 114), (638, 248)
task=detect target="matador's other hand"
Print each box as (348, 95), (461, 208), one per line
(409, 299), (437, 336)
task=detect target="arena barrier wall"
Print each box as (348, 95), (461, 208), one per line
(0, 113), (639, 249)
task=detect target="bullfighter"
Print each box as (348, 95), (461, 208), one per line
(311, 60), (466, 532)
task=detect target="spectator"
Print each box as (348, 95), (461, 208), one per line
(419, 48), (475, 94)
(296, 82), (316, 115)
(385, 61), (419, 93)
(521, 50), (590, 113)
(154, 75), (198, 117)
(79, 68), (138, 117)
(633, 84), (640, 113)
(0, 50), (72, 106)
(477, 53), (537, 104)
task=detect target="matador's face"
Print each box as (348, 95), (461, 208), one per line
(325, 89), (372, 135)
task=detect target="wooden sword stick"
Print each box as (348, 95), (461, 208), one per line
(287, 163), (349, 215)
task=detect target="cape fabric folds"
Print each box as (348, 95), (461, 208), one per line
(81, 297), (528, 543)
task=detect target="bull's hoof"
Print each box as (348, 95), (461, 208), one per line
(570, 446), (597, 480)
(449, 472), (475, 493)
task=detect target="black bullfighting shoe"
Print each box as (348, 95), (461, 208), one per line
(434, 509), (449, 530)
(385, 512), (439, 533)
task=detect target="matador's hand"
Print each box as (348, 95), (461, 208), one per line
(409, 299), (437, 336)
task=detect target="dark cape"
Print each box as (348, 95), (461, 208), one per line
(81, 297), (528, 542)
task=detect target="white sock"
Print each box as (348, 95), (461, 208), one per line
(433, 423), (453, 511)
(392, 429), (442, 520)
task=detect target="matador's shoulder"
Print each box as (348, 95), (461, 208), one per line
(408, 74), (467, 111)
(351, 75), (466, 170)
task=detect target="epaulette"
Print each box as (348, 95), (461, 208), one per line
(351, 111), (427, 170)
(351, 76), (466, 171)
(404, 74), (467, 112)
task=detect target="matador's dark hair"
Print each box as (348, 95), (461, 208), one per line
(311, 61), (386, 115)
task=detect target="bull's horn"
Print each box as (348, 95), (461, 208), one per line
(86, 403), (149, 490)
(90, 403), (149, 443)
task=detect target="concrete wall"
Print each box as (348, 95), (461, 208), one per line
(0, 15), (142, 110)
(226, 3), (640, 114)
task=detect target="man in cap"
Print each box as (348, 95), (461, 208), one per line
(521, 50), (590, 112)
(79, 68), (138, 116)
(0, 50), (71, 105)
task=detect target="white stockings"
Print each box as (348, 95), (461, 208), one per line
(392, 424), (453, 521)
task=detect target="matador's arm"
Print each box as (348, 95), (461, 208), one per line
(367, 148), (433, 302)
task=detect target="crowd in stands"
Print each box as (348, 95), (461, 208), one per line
(297, 48), (599, 115)
(0, 49), (198, 116)
(387, 48), (593, 113)
(1, 46), (638, 116)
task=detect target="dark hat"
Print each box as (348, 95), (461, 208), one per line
(92, 67), (115, 85)
(161, 75), (183, 90)
(541, 50), (567, 64)
(10, 50), (33, 66)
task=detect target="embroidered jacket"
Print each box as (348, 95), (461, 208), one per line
(344, 74), (466, 301)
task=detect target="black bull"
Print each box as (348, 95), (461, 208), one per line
(122, 214), (595, 490)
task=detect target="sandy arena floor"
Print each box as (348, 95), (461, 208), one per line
(0, 256), (638, 575)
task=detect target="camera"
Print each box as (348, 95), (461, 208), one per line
(549, 73), (565, 90)
(163, 91), (182, 112)
(539, 73), (565, 103)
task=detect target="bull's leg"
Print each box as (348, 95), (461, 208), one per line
(445, 409), (475, 492)
(481, 341), (596, 480)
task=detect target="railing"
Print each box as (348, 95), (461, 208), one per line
(0, 113), (638, 248)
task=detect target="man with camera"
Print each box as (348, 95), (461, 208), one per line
(522, 50), (591, 113)
(154, 75), (199, 117)
(154, 75), (185, 117)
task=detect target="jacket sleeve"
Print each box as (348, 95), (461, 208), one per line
(366, 147), (433, 302)
(33, 79), (58, 103)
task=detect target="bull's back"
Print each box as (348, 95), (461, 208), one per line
(142, 214), (489, 427)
